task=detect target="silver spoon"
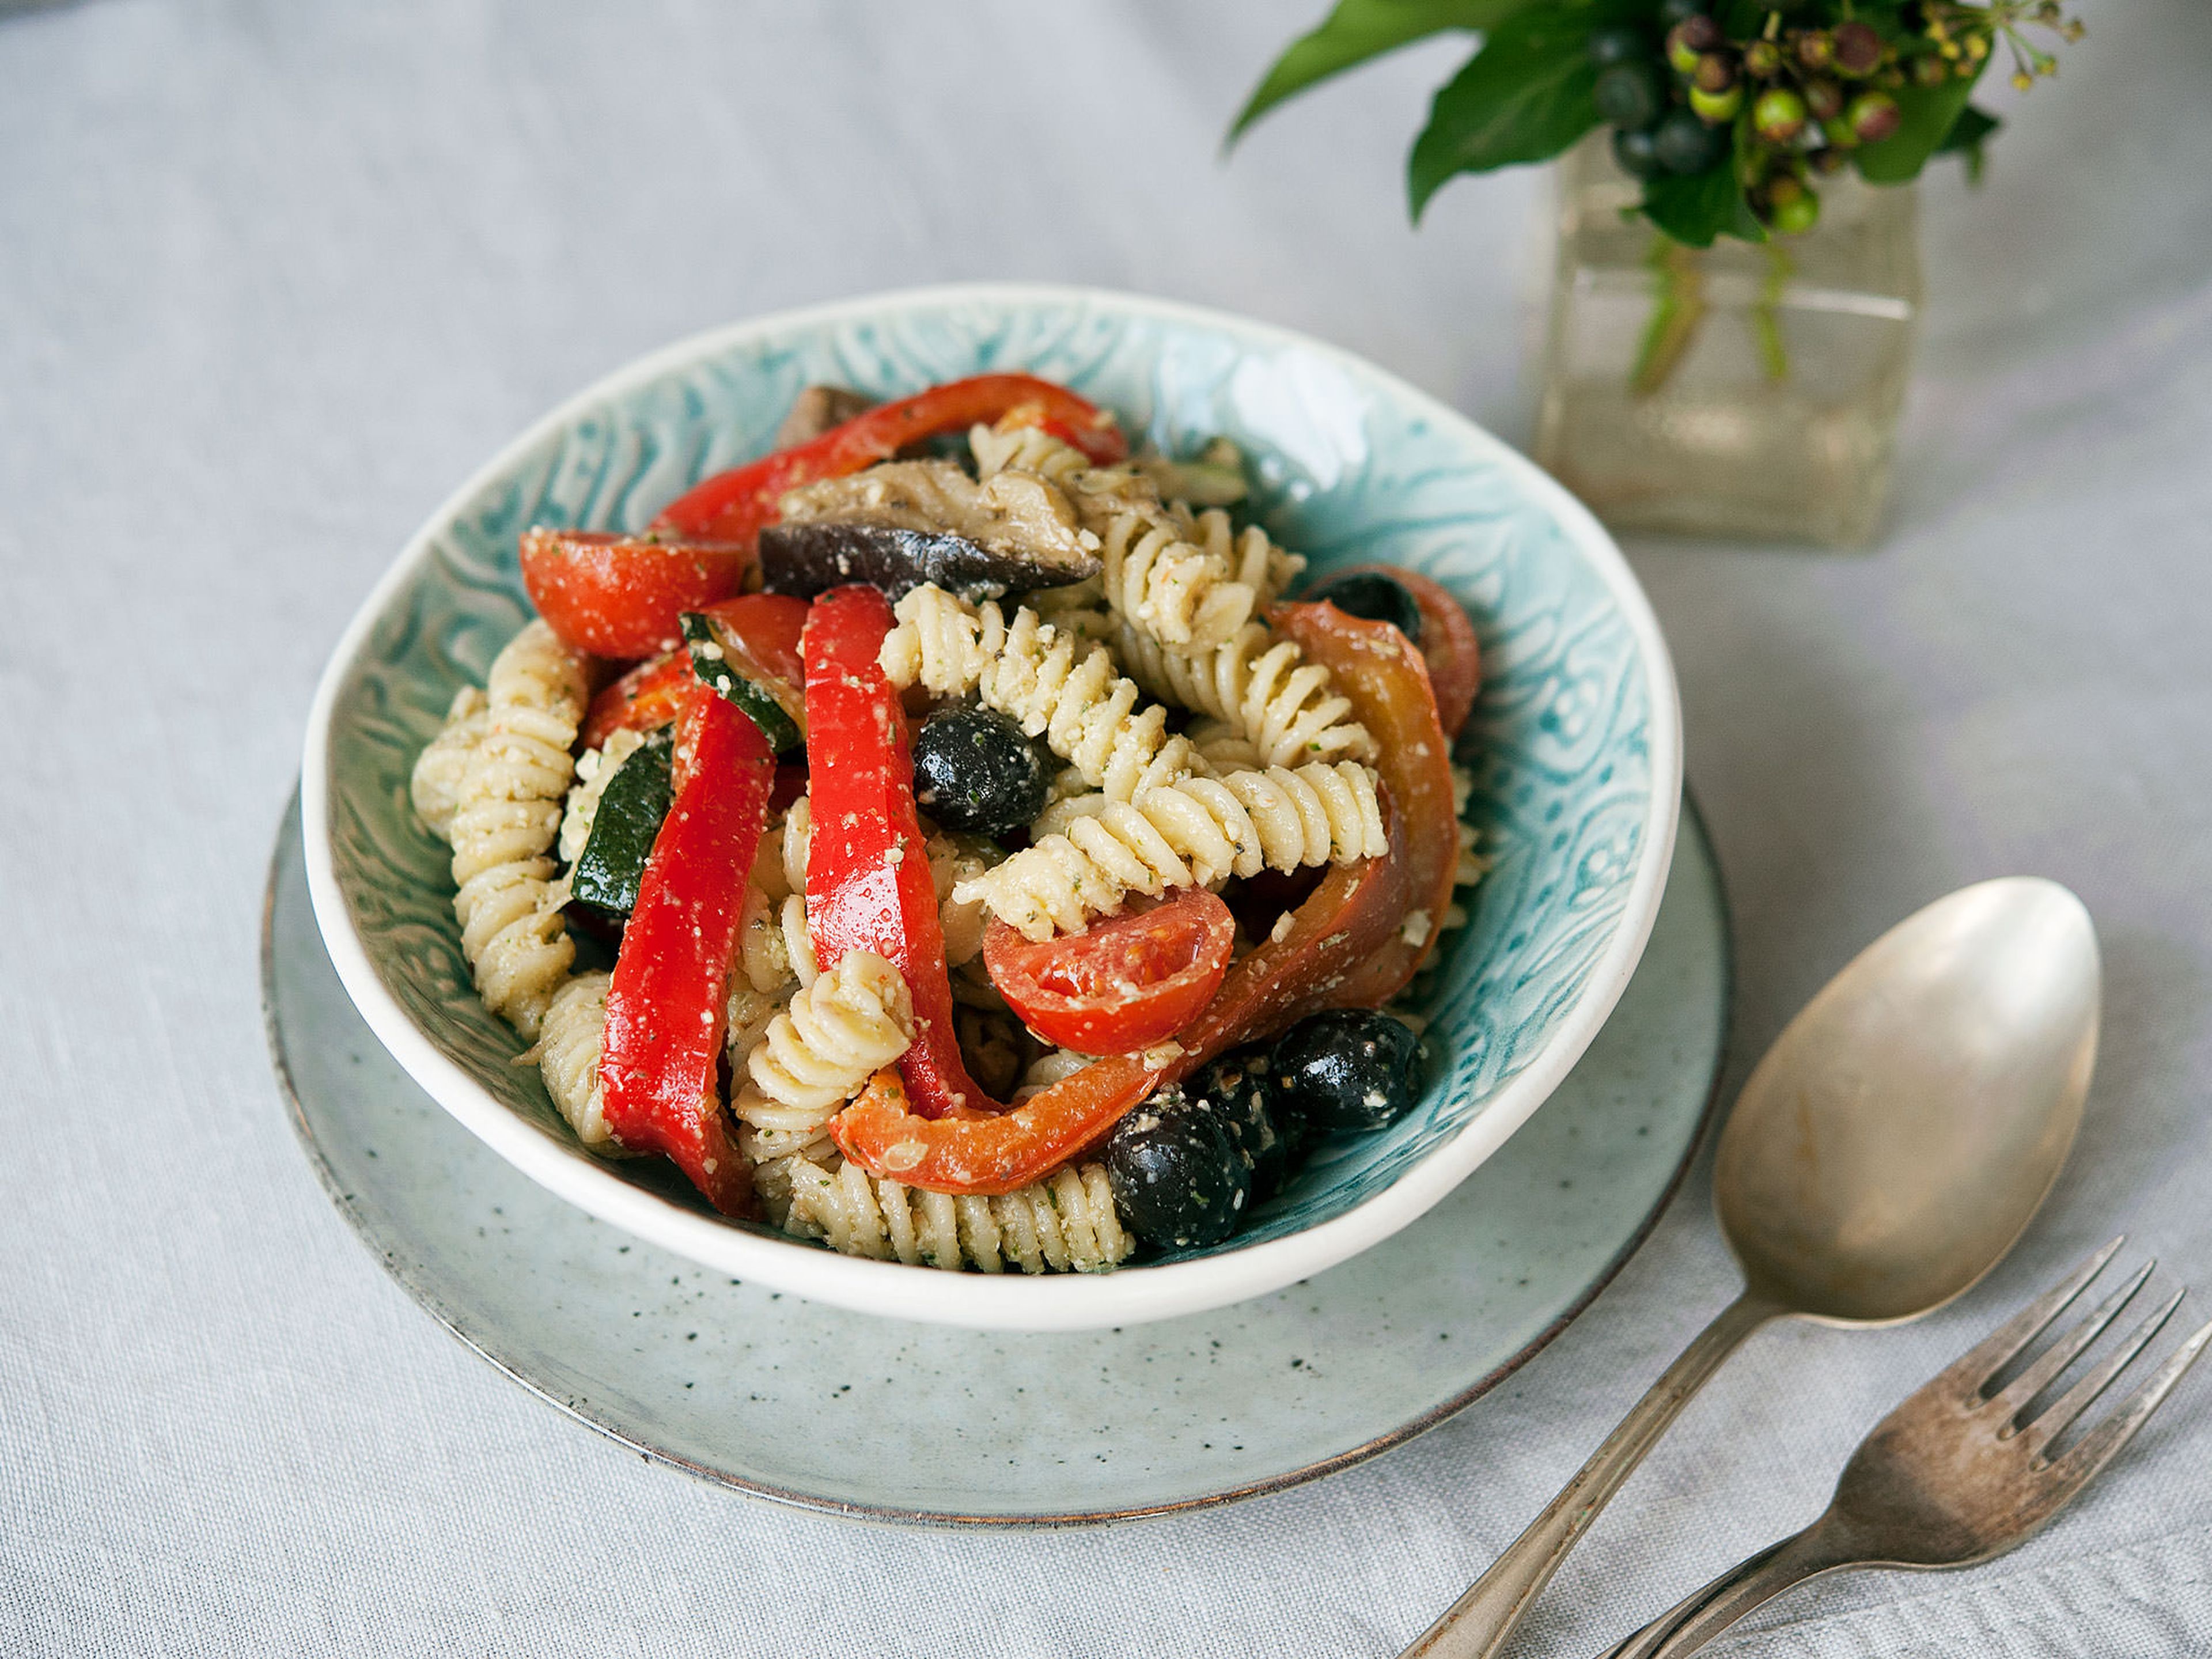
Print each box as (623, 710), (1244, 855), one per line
(1403, 877), (2101, 1659)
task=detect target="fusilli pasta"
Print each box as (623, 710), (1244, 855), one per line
(741, 949), (913, 1118)
(446, 621), (589, 1038)
(955, 762), (1388, 940)
(736, 881), (818, 994)
(408, 686), (491, 843)
(781, 1157), (1131, 1274)
(1116, 618), (1374, 770)
(532, 971), (630, 1153)
(880, 587), (1202, 800)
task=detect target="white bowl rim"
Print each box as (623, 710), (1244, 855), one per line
(301, 281), (1683, 1334)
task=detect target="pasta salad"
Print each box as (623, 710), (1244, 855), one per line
(410, 374), (1486, 1274)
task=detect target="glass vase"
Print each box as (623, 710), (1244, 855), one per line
(1535, 134), (1921, 547)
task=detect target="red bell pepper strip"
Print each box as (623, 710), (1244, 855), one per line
(650, 374), (1127, 546)
(1271, 600), (1462, 1008)
(599, 687), (777, 1217)
(798, 584), (998, 1119)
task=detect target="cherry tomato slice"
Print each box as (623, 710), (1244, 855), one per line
(1326, 563), (1482, 739)
(578, 593), (809, 749)
(518, 529), (753, 659)
(984, 888), (1236, 1056)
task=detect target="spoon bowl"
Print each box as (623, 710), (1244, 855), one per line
(1405, 876), (2101, 1659)
(1718, 877), (2101, 1325)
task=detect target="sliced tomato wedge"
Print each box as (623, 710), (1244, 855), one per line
(1325, 563), (1482, 739)
(578, 593), (809, 749)
(518, 529), (753, 660)
(984, 889), (1236, 1056)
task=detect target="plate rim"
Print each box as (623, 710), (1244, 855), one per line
(298, 280), (1685, 1332)
(263, 790), (1730, 1528)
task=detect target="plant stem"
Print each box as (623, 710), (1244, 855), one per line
(1633, 237), (1707, 399)
(1755, 241), (1794, 382)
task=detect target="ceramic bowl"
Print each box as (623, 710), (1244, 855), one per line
(302, 283), (1681, 1332)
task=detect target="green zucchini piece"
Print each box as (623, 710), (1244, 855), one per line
(679, 611), (804, 753)
(569, 728), (675, 920)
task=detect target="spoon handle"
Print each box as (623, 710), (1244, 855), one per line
(1399, 1291), (1782, 1659)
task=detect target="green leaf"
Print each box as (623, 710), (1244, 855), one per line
(1934, 103), (2001, 184)
(1638, 154), (1764, 249)
(1857, 60), (1986, 183)
(1407, 10), (1602, 218)
(1227, 0), (1534, 145)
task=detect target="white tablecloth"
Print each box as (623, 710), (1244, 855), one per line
(5, 2), (2209, 1653)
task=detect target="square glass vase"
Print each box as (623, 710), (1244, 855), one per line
(1535, 135), (1921, 547)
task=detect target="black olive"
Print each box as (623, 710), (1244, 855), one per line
(1186, 1047), (1301, 1203)
(1106, 1086), (1255, 1250)
(1304, 571), (1422, 645)
(910, 706), (1049, 837)
(1271, 1010), (1426, 1135)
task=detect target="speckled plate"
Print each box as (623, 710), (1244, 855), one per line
(266, 793), (1728, 1525)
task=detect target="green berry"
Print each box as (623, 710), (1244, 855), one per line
(1594, 60), (1667, 129)
(1803, 77), (1845, 120)
(1833, 20), (1883, 75)
(1848, 89), (1902, 142)
(1692, 51), (1737, 93)
(1612, 124), (1667, 179)
(1769, 187), (1821, 236)
(1653, 107), (1729, 173)
(1744, 39), (1783, 78)
(1752, 86), (1808, 142)
(1821, 115), (1859, 149)
(1666, 15), (1720, 73)
(1796, 29), (1835, 70)
(1589, 25), (1655, 67)
(1688, 81), (1743, 123)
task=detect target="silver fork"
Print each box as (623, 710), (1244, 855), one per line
(1597, 1238), (2212, 1659)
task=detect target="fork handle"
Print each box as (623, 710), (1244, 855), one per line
(1594, 1522), (1858, 1659)
(1400, 1291), (1784, 1659)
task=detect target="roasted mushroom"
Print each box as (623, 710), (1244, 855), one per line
(759, 460), (1101, 601)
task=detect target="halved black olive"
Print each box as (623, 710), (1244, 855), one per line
(1106, 1086), (1255, 1250)
(911, 707), (1049, 837)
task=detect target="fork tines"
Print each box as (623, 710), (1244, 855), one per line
(1940, 1236), (2212, 1472)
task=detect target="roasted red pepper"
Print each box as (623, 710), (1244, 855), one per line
(799, 584), (999, 1119)
(651, 374), (1127, 546)
(832, 1058), (1161, 1197)
(1271, 600), (1461, 1008)
(598, 687), (776, 1216)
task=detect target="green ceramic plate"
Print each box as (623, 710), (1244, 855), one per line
(264, 794), (1729, 1525)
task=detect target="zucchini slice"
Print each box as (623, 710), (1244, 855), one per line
(679, 611), (804, 754)
(569, 727), (675, 921)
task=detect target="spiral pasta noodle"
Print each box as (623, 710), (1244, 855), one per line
(736, 881), (819, 995)
(781, 1157), (1131, 1274)
(880, 588), (1201, 800)
(1116, 618), (1373, 771)
(968, 421), (1091, 487)
(955, 762), (1388, 940)
(532, 971), (631, 1154)
(741, 949), (913, 1118)
(410, 687), (492, 842)
(446, 621), (589, 1039)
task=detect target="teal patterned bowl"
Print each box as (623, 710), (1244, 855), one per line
(302, 285), (1680, 1332)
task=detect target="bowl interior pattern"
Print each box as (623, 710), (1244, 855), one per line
(321, 291), (1659, 1268)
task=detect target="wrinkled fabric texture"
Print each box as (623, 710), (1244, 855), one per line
(3, 1), (2209, 1654)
